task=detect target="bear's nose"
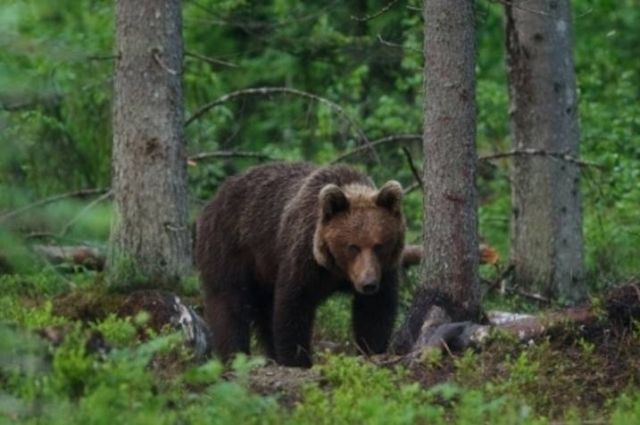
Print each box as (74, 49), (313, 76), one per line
(360, 280), (379, 295)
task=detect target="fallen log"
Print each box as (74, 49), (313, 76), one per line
(31, 242), (492, 272)
(33, 243), (423, 271)
(31, 244), (105, 271)
(401, 243), (499, 267)
(396, 284), (640, 358)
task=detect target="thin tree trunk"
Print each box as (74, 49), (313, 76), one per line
(505, 0), (585, 303)
(109, 0), (191, 289)
(421, 0), (480, 316)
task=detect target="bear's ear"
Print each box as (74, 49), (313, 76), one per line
(319, 184), (349, 221)
(376, 181), (403, 214)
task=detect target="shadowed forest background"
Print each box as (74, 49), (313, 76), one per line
(1, 0), (640, 424)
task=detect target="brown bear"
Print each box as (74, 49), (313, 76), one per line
(195, 162), (405, 367)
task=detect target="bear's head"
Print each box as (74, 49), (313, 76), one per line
(313, 181), (405, 295)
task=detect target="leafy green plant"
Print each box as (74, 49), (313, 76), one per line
(291, 355), (443, 425)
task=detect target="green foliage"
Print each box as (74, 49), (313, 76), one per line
(315, 294), (352, 345)
(1, 2), (640, 422)
(91, 314), (137, 347)
(2, 277), (640, 424)
(291, 355), (442, 425)
(291, 355), (550, 425)
(2, 0), (639, 284)
(0, 272), (69, 298)
(0, 298), (69, 329)
(611, 393), (640, 425)
(1, 320), (277, 425)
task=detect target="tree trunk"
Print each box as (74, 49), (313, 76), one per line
(109, 0), (191, 289)
(505, 0), (585, 303)
(421, 0), (480, 316)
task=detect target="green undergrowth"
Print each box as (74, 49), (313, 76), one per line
(2, 271), (640, 424)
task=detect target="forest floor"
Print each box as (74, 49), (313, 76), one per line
(3, 273), (640, 424)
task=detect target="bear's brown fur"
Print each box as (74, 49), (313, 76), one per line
(195, 162), (405, 367)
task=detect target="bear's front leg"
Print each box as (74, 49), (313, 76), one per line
(272, 285), (316, 368)
(352, 272), (398, 354)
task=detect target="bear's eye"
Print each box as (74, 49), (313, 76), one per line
(373, 244), (384, 255)
(347, 244), (361, 255)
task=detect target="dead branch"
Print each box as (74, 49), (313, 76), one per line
(479, 148), (602, 169)
(400, 284), (640, 358)
(186, 86), (378, 161)
(59, 190), (113, 237)
(485, 264), (551, 304)
(376, 34), (403, 49)
(403, 181), (421, 195)
(185, 51), (238, 68)
(490, 0), (550, 17)
(401, 146), (424, 191)
(151, 48), (178, 75)
(188, 150), (274, 163)
(351, 0), (401, 22)
(189, 0), (341, 31)
(401, 244), (500, 268)
(376, 34), (422, 53)
(86, 55), (117, 61)
(509, 287), (550, 304)
(331, 134), (421, 163)
(401, 244), (423, 267)
(0, 93), (62, 112)
(0, 188), (109, 224)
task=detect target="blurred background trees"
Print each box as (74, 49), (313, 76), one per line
(1, 0), (639, 294)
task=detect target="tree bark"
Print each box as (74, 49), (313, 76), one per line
(109, 0), (191, 289)
(421, 0), (480, 315)
(505, 0), (585, 303)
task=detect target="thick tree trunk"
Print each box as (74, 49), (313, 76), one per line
(505, 0), (585, 303)
(109, 0), (191, 289)
(421, 0), (480, 315)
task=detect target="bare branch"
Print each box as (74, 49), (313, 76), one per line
(59, 190), (113, 237)
(86, 54), (117, 61)
(151, 48), (178, 75)
(490, 0), (550, 17)
(403, 181), (421, 195)
(376, 34), (422, 53)
(189, 0), (341, 30)
(185, 51), (238, 68)
(0, 93), (61, 111)
(0, 188), (109, 224)
(351, 0), (401, 22)
(484, 264), (551, 304)
(401, 147), (424, 191)
(188, 150), (274, 162)
(331, 134), (421, 164)
(376, 34), (401, 49)
(186, 86), (378, 161)
(479, 148), (603, 169)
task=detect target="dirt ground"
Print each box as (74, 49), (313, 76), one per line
(48, 283), (640, 416)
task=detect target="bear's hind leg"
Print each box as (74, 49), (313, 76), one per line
(202, 260), (255, 363)
(205, 290), (252, 362)
(253, 297), (276, 360)
(272, 285), (316, 368)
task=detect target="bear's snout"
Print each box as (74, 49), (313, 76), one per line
(350, 252), (381, 295)
(359, 279), (380, 295)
